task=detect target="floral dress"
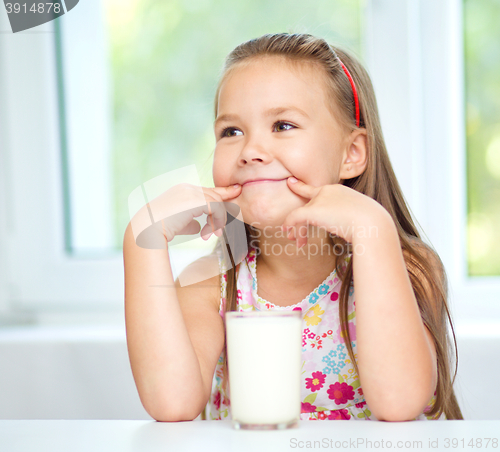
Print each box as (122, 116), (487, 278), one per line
(203, 245), (442, 421)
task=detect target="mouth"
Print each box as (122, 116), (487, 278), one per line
(242, 178), (286, 187)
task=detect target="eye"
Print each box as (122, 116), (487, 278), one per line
(274, 121), (296, 132)
(219, 127), (243, 139)
(218, 120), (296, 139)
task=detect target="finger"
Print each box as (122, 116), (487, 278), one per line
(201, 231), (212, 241)
(200, 218), (218, 240)
(282, 206), (310, 243)
(211, 184), (242, 200)
(296, 223), (309, 248)
(178, 219), (202, 236)
(189, 197), (226, 234)
(285, 224), (307, 247)
(200, 208), (225, 237)
(206, 203), (216, 231)
(206, 200), (228, 235)
(282, 206), (308, 231)
(286, 177), (321, 200)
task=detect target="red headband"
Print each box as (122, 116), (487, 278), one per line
(337, 57), (360, 128)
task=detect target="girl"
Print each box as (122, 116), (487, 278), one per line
(123, 32), (463, 422)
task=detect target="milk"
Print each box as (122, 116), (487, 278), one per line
(225, 311), (302, 428)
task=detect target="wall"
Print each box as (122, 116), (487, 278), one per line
(0, 323), (496, 420)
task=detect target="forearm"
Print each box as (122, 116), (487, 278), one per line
(123, 223), (206, 421)
(352, 209), (435, 421)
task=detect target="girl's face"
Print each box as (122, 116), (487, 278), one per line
(213, 56), (349, 229)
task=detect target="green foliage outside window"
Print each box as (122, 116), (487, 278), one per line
(103, 0), (363, 249)
(464, 0), (500, 275)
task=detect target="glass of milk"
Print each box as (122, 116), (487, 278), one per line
(225, 311), (302, 429)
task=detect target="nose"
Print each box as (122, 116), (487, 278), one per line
(237, 136), (272, 166)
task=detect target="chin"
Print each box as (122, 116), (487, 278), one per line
(239, 207), (289, 232)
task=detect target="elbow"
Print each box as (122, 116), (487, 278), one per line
(371, 392), (431, 422)
(151, 412), (199, 423)
(135, 377), (209, 422)
(367, 362), (437, 422)
(147, 403), (202, 422)
(374, 408), (419, 422)
(142, 392), (206, 422)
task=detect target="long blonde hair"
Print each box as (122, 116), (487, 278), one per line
(213, 32), (462, 420)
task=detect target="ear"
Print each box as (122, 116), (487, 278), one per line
(339, 129), (368, 182)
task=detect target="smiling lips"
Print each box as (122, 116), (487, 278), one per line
(242, 178), (286, 187)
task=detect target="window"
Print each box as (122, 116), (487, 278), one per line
(0, 7), (122, 316)
(416, 0), (500, 322)
(1, 0), (496, 324)
(64, 0), (365, 279)
(463, 0), (500, 276)
(102, 0), (364, 252)
(0, 0), (363, 317)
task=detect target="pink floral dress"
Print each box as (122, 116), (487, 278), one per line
(203, 245), (442, 421)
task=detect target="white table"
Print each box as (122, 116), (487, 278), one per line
(1, 420), (499, 452)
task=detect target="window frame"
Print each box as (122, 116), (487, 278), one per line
(365, 0), (500, 325)
(0, 12), (123, 316)
(419, 0), (500, 323)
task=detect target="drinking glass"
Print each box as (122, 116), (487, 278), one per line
(225, 311), (302, 430)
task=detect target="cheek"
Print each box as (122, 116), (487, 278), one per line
(212, 157), (227, 187)
(292, 154), (338, 185)
(292, 168), (335, 187)
(286, 149), (327, 180)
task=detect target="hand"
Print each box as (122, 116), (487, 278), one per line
(281, 177), (386, 247)
(130, 182), (242, 248)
